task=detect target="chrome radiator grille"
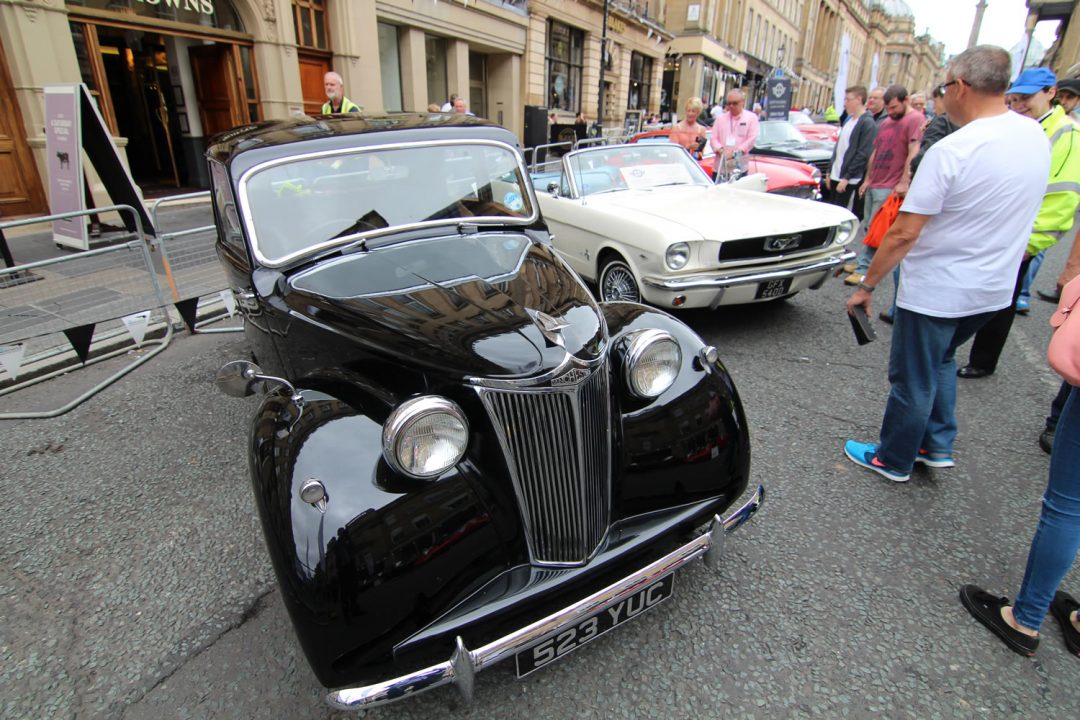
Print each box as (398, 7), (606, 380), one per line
(479, 367), (611, 565)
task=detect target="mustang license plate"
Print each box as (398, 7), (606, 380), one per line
(514, 574), (675, 678)
(755, 277), (793, 299)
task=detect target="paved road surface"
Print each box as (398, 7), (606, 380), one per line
(1, 246), (1077, 719)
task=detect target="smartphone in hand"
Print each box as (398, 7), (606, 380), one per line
(849, 306), (877, 345)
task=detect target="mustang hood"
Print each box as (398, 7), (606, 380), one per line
(588, 185), (853, 240)
(284, 233), (605, 378)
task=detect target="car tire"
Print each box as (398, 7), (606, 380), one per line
(598, 258), (642, 304)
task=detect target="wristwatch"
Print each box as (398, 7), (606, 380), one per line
(857, 281), (875, 293)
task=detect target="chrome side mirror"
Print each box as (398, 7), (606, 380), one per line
(216, 360), (303, 408)
(216, 360), (265, 397)
(547, 181), (560, 197)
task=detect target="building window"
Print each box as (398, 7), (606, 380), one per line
(547, 19), (584, 112)
(426, 35), (448, 107)
(378, 23), (403, 112)
(292, 0), (328, 50)
(628, 52), (652, 110)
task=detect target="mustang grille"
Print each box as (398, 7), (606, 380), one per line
(479, 368), (611, 565)
(717, 226), (834, 262)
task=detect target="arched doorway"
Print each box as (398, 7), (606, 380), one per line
(66, 0), (261, 192)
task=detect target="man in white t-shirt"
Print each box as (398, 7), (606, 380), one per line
(842, 45), (1050, 483)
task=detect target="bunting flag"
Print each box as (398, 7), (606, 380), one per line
(0, 343), (26, 381)
(220, 290), (237, 317)
(122, 310), (151, 348)
(63, 324), (96, 364)
(174, 297), (200, 334)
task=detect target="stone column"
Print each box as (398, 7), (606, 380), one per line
(447, 39), (470, 106)
(328, 0), (383, 113)
(488, 53), (522, 141)
(398, 27), (428, 112)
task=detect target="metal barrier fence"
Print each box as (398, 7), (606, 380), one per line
(0, 204), (174, 417)
(523, 135), (632, 173)
(150, 192), (240, 334)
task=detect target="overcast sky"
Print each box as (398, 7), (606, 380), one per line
(901, 0), (1060, 59)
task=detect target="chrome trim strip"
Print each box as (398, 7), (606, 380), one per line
(325, 484), (764, 712)
(466, 352), (607, 389)
(236, 139), (539, 268)
(642, 250), (855, 291)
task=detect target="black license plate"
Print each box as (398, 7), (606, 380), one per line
(514, 574), (675, 678)
(755, 277), (792, 299)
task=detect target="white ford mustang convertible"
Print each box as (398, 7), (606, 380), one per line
(530, 143), (857, 309)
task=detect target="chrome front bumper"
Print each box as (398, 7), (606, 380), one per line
(326, 484), (764, 712)
(641, 250), (855, 292)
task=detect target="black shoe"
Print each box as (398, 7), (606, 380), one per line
(1050, 591), (1080, 656)
(1038, 289), (1062, 304)
(959, 584), (1039, 656)
(957, 365), (993, 379)
(878, 312), (894, 325)
(1039, 428), (1055, 455)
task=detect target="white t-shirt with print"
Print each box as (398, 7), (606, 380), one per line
(897, 111), (1049, 318)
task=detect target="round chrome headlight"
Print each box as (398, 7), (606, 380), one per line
(625, 329), (682, 398)
(834, 219), (856, 245)
(665, 242), (691, 270)
(382, 396), (468, 478)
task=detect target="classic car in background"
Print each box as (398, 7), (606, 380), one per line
(788, 110), (840, 144)
(207, 114), (762, 711)
(530, 143), (857, 309)
(751, 120), (835, 180)
(629, 129), (820, 199)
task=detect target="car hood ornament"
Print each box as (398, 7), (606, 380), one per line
(527, 308), (570, 347)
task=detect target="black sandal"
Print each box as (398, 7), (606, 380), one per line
(959, 584), (1039, 656)
(1050, 591), (1080, 657)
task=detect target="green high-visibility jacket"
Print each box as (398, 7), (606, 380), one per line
(1030, 105), (1080, 255)
(322, 97), (362, 114)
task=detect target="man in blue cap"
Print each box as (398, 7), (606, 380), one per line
(958, 66), (1080, 379)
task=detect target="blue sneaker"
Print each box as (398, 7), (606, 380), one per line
(915, 448), (955, 468)
(843, 440), (910, 482)
(1016, 298), (1030, 315)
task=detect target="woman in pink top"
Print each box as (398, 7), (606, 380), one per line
(669, 97), (709, 158)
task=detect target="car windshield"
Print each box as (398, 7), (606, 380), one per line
(757, 121), (809, 146)
(788, 111), (814, 125)
(241, 142), (533, 265)
(567, 144), (709, 196)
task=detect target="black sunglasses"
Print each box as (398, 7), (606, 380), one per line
(934, 79), (965, 97)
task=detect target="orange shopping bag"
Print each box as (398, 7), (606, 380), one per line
(863, 192), (903, 249)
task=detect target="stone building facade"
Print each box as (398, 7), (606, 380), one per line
(0, 0), (945, 215)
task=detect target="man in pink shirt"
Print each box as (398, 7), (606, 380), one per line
(710, 89), (759, 179)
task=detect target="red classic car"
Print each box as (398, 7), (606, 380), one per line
(789, 111), (840, 144)
(630, 129), (821, 200)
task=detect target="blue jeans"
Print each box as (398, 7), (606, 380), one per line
(1018, 250), (1046, 304)
(1013, 385), (1080, 630)
(877, 307), (996, 473)
(854, 187), (893, 274)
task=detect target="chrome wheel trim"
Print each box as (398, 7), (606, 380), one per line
(600, 261), (640, 303)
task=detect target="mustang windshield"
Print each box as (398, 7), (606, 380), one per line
(242, 142), (533, 265)
(757, 121), (810, 146)
(568, 145), (710, 196)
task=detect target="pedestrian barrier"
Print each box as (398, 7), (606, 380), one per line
(0, 205), (173, 418)
(150, 192), (241, 334)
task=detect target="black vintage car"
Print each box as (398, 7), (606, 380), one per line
(207, 114), (762, 711)
(751, 120), (835, 178)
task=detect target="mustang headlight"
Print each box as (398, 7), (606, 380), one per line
(665, 242), (691, 270)
(382, 396), (468, 478)
(625, 329), (682, 398)
(834, 219), (856, 245)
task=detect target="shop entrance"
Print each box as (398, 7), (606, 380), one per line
(96, 28), (185, 193)
(69, 1), (258, 194)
